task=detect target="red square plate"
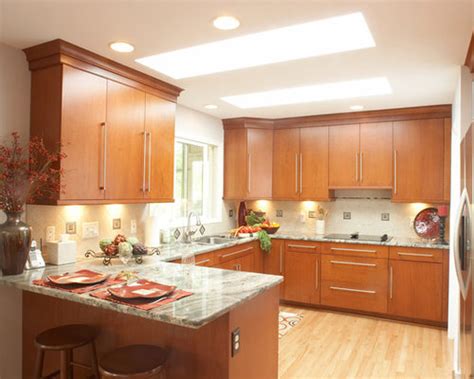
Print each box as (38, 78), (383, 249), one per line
(107, 279), (176, 300)
(47, 269), (110, 285)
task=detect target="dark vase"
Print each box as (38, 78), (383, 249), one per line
(0, 211), (31, 276)
(238, 201), (247, 227)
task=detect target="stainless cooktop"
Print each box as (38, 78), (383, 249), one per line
(324, 233), (392, 242)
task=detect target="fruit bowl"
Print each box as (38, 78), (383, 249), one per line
(262, 226), (280, 235)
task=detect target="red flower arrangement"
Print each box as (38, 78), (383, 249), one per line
(0, 132), (65, 213)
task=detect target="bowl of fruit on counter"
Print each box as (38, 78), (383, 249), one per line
(259, 220), (280, 235)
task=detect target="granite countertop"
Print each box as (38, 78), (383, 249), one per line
(0, 257), (282, 329)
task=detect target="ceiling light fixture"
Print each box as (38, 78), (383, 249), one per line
(204, 104), (218, 109)
(136, 12), (375, 79)
(109, 41), (135, 53)
(221, 77), (392, 109)
(213, 16), (240, 30)
(350, 105), (364, 111)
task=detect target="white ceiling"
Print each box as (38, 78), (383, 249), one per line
(1, 0), (472, 119)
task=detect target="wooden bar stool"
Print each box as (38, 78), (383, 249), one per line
(99, 345), (167, 379)
(34, 324), (100, 379)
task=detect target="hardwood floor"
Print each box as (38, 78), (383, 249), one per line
(279, 305), (452, 379)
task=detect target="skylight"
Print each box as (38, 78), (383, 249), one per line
(136, 12), (375, 79)
(221, 77), (392, 109)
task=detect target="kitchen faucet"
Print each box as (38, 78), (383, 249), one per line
(183, 211), (201, 243)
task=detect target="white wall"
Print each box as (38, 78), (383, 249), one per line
(0, 41), (30, 379)
(449, 65), (473, 374)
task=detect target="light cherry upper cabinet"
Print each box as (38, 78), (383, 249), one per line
(393, 118), (449, 202)
(223, 122), (273, 200)
(24, 39), (182, 205)
(329, 123), (392, 189)
(273, 127), (331, 200)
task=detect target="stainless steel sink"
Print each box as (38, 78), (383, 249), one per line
(194, 235), (234, 245)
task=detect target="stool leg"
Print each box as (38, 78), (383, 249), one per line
(89, 342), (100, 379)
(60, 350), (72, 379)
(34, 348), (45, 379)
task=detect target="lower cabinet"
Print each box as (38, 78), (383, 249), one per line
(282, 241), (320, 305)
(214, 242), (257, 272)
(263, 239), (285, 297)
(388, 247), (446, 322)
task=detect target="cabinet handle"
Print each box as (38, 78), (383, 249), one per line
(393, 150), (398, 194)
(315, 260), (319, 290)
(287, 244), (317, 249)
(389, 265), (393, 299)
(330, 260), (376, 267)
(221, 247), (253, 259)
(360, 152), (363, 183)
(300, 153), (303, 194)
(196, 258), (210, 265)
(330, 247), (377, 254)
(295, 153), (298, 194)
(355, 152), (359, 182)
(397, 252), (434, 258)
(142, 131), (147, 192)
(279, 244), (283, 274)
(100, 122), (107, 190)
(330, 286), (376, 294)
(248, 153), (251, 193)
(147, 131), (152, 192)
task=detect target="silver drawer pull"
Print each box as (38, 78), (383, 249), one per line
(330, 260), (376, 267)
(221, 247), (253, 259)
(330, 286), (376, 294)
(331, 247), (377, 254)
(196, 258), (210, 265)
(397, 252), (433, 258)
(288, 244), (317, 249)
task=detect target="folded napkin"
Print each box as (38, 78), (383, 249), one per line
(90, 288), (193, 311)
(33, 276), (126, 294)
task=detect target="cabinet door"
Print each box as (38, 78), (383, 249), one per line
(272, 128), (300, 200)
(224, 128), (248, 199)
(300, 127), (330, 200)
(328, 124), (360, 188)
(105, 81), (146, 200)
(144, 94), (175, 202)
(393, 119), (445, 202)
(239, 251), (255, 272)
(248, 128), (273, 199)
(283, 243), (320, 304)
(388, 260), (443, 322)
(263, 239), (285, 297)
(61, 66), (107, 200)
(359, 122), (392, 188)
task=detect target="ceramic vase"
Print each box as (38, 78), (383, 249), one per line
(0, 212), (31, 275)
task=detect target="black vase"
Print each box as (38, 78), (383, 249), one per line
(0, 211), (31, 276)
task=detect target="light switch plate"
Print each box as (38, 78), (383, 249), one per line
(343, 212), (351, 220)
(276, 210), (283, 217)
(381, 213), (390, 221)
(308, 211), (317, 218)
(113, 218), (121, 230)
(82, 221), (99, 239)
(65, 222), (77, 234)
(229, 209), (234, 218)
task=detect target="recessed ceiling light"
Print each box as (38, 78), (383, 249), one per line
(109, 41), (135, 53)
(350, 105), (364, 111)
(213, 16), (240, 30)
(136, 12), (375, 79)
(204, 104), (218, 109)
(221, 77), (391, 109)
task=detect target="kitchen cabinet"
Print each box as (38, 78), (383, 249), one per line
(24, 39), (182, 205)
(263, 239), (285, 297)
(273, 127), (331, 200)
(283, 241), (320, 304)
(329, 123), (392, 188)
(223, 125), (273, 200)
(388, 247), (447, 322)
(215, 242), (257, 272)
(393, 118), (447, 202)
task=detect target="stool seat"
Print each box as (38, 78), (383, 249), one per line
(99, 344), (167, 378)
(35, 324), (97, 351)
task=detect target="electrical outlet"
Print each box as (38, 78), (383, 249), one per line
(308, 211), (317, 218)
(276, 210), (283, 217)
(381, 213), (390, 221)
(299, 213), (306, 223)
(46, 226), (56, 242)
(112, 218), (121, 230)
(343, 212), (351, 220)
(229, 209), (234, 218)
(65, 222), (76, 234)
(82, 221), (99, 239)
(130, 219), (137, 234)
(231, 328), (240, 357)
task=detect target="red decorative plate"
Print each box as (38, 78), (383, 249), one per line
(414, 208), (440, 239)
(107, 279), (176, 300)
(47, 269), (109, 285)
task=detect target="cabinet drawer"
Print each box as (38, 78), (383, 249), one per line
(194, 252), (216, 267)
(285, 241), (320, 253)
(216, 243), (255, 264)
(321, 255), (387, 286)
(322, 242), (388, 259)
(389, 247), (444, 263)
